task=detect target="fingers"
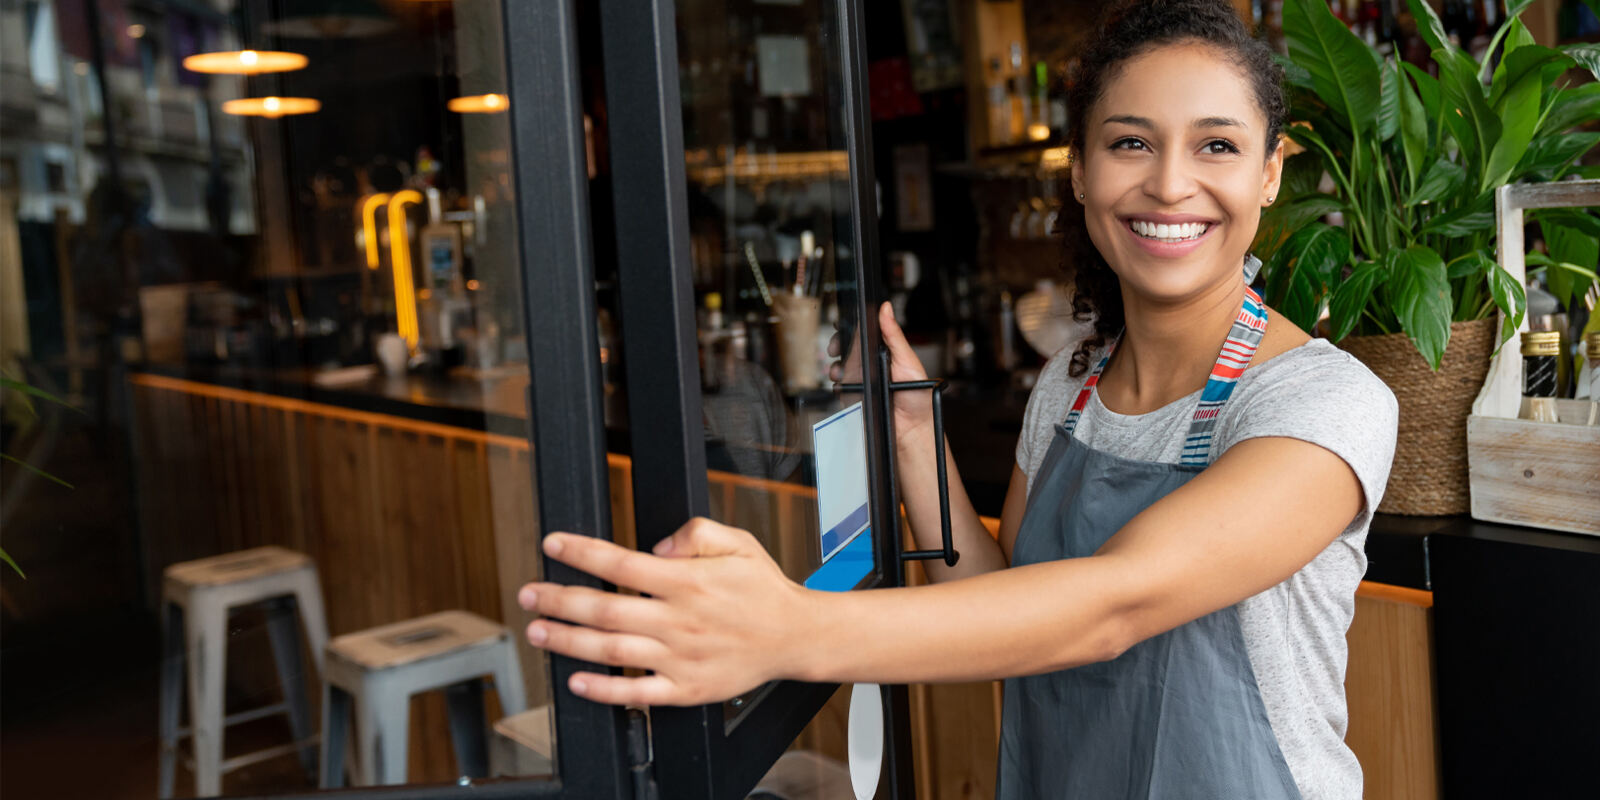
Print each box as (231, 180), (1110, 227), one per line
(827, 331), (841, 358)
(878, 302), (923, 375)
(542, 533), (687, 595)
(567, 671), (692, 707)
(526, 618), (671, 672)
(518, 582), (672, 634)
(651, 516), (756, 559)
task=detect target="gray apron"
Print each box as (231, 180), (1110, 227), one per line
(996, 284), (1302, 800)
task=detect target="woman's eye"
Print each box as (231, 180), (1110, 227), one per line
(1204, 140), (1241, 155)
(1111, 138), (1147, 151)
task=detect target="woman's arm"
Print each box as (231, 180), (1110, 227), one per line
(519, 436), (1361, 706)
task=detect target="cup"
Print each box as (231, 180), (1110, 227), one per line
(376, 333), (409, 376)
(772, 293), (822, 394)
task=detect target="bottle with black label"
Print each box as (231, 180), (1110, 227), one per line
(1520, 330), (1561, 423)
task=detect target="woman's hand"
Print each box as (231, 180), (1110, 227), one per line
(517, 517), (817, 707)
(829, 302), (936, 443)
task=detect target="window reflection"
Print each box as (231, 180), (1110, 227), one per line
(2, 0), (555, 794)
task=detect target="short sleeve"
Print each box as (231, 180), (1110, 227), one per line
(1218, 345), (1399, 537)
(1015, 347), (1090, 483)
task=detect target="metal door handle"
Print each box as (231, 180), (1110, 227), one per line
(840, 361), (960, 568)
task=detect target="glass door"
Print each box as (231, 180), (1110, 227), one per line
(590, 0), (917, 796)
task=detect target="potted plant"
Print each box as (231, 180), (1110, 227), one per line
(1259, 0), (1600, 514)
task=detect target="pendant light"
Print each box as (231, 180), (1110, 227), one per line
(183, 49), (308, 75)
(447, 94), (508, 114)
(221, 96), (321, 118)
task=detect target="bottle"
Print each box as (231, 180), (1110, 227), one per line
(987, 58), (1010, 147)
(1030, 61), (1051, 141)
(1584, 330), (1599, 425)
(1520, 331), (1562, 423)
(1009, 43), (1030, 143)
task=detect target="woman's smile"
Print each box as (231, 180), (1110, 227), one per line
(1121, 213), (1221, 257)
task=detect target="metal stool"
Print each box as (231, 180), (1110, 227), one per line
(158, 546), (329, 798)
(489, 705), (553, 778)
(320, 610), (526, 787)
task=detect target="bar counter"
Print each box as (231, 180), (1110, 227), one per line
(131, 361), (1474, 590)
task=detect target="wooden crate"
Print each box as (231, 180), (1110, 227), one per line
(1466, 182), (1600, 537)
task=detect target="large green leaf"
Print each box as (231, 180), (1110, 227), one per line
(1537, 208), (1600, 238)
(1387, 245), (1454, 369)
(1484, 68), (1544, 190)
(1435, 48), (1501, 178)
(1505, 0), (1538, 16)
(1275, 53), (1315, 90)
(1280, 150), (1326, 197)
(1397, 64), (1430, 185)
(1419, 193), (1496, 236)
(1283, 0), (1381, 142)
(1489, 44), (1572, 109)
(1376, 48), (1400, 142)
(1565, 44), (1600, 80)
(1517, 132), (1600, 177)
(1254, 194), (1343, 262)
(1266, 222), (1349, 331)
(1485, 260), (1527, 349)
(1406, 0), (1454, 57)
(1543, 217), (1600, 308)
(1407, 157), (1467, 206)
(1539, 83), (1600, 136)
(1329, 260), (1387, 341)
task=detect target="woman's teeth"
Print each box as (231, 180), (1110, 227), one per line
(1129, 220), (1209, 242)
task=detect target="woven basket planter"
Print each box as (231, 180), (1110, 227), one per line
(1338, 318), (1497, 516)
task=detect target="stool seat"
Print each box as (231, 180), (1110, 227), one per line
(328, 610), (507, 671)
(320, 610), (525, 787)
(489, 705), (553, 778)
(164, 546), (312, 589)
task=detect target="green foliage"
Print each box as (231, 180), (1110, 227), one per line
(1260, 0), (1600, 369)
(0, 374), (83, 579)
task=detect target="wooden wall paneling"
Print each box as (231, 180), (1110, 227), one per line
(281, 406), (309, 556)
(1344, 592), (1440, 800)
(453, 438), (502, 622)
(486, 442), (550, 708)
(607, 455), (636, 551)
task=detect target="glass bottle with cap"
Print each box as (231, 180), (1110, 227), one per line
(1587, 331), (1600, 426)
(1520, 330), (1562, 423)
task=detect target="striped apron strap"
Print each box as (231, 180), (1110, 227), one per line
(1059, 284), (1269, 464)
(1179, 286), (1268, 466)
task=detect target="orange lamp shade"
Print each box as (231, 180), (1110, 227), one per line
(221, 97), (321, 118)
(448, 94), (508, 114)
(183, 50), (308, 75)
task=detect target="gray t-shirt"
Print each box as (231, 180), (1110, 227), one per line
(1014, 337), (1398, 800)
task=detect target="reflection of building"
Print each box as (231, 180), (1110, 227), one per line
(1, 0), (256, 235)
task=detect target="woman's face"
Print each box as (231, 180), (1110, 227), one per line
(1071, 42), (1283, 305)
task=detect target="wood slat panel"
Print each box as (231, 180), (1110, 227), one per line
(1345, 594), (1440, 800)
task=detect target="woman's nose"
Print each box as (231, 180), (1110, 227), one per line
(1143, 151), (1199, 205)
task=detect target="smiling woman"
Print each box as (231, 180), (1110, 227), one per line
(519, 2), (1398, 799)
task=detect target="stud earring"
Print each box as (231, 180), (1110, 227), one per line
(1078, 192), (1085, 200)
(1266, 195), (1275, 204)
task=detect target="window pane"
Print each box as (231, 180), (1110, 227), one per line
(675, 0), (876, 597)
(1, 0), (561, 793)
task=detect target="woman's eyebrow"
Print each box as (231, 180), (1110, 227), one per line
(1102, 114), (1249, 130)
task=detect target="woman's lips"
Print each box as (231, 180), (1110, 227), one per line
(1122, 217), (1218, 257)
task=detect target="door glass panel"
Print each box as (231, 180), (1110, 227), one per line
(1, 0), (563, 794)
(676, 0), (877, 596)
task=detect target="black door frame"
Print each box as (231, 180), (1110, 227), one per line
(595, 0), (916, 796)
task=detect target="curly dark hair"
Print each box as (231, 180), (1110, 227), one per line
(1061, 0), (1286, 377)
